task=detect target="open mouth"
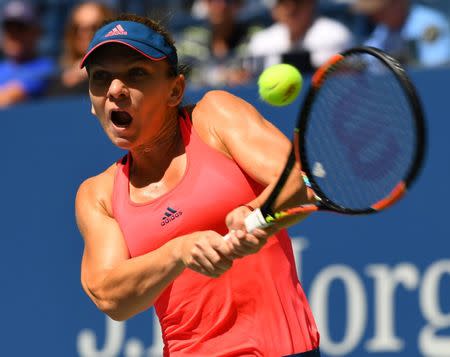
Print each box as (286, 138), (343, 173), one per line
(111, 110), (133, 128)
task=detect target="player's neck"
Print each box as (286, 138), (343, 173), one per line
(129, 116), (185, 184)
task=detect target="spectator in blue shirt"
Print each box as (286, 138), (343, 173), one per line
(352, 0), (450, 67)
(0, 0), (55, 108)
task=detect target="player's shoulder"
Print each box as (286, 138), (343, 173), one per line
(191, 90), (263, 153)
(76, 162), (118, 212)
(195, 90), (257, 125)
(198, 89), (240, 106)
(78, 163), (116, 189)
(198, 89), (255, 110)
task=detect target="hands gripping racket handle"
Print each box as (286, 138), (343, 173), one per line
(223, 208), (270, 240)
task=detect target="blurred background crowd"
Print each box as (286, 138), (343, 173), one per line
(0, 0), (449, 108)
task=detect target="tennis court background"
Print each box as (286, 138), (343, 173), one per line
(0, 66), (448, 356)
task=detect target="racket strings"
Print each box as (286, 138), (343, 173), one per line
(303, 53), (417, 211)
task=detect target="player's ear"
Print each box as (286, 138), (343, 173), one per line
(167, 74), (185, 107)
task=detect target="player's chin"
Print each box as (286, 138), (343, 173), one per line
(113, 138), (134, 150)
(106, 131), (136, 150)
(103, 125), (135, 148)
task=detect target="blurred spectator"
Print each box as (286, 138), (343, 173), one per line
(175, 0), (265, 87)
(48, 1), (113, 95)
(0, 0), (55, 108)
(352, 0), (450, 67)
(190, 0), (271, 21)
(245, 0), (353, 73)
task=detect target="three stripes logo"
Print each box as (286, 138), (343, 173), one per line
(105, 24), (128, 37)
(161, 207), (182, 226)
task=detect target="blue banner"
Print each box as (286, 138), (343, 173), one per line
(0, 67), (448, 356)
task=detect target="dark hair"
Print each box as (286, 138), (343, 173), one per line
(101, 13), (184, 77)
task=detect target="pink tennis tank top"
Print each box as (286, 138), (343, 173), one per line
(112, 111), (319, 356)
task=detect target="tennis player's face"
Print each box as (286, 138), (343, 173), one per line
(87, 44), (183, 149)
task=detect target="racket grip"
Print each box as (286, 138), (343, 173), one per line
(244, 208), (270, 232)
(223, 208), (269, 241)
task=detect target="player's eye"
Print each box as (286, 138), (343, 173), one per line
(128, 67), (149, 79)
(91, 70), (110, 82)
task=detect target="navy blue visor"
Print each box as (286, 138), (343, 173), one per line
(80, 20), (178, 69)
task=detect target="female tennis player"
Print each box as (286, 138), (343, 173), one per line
(75, 13), (320, 356)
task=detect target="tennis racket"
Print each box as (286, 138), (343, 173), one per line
(233, 46), (426, 234)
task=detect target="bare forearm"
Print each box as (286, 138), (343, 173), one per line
(249, 163), (310, 210)
(85, 239), (184, 321)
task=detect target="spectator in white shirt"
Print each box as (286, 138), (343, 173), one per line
(245, 0), (353, 72)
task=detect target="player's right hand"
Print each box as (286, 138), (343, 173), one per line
(177, 231), (234, 278)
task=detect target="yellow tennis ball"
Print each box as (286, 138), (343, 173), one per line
(258, 64), (303, 106)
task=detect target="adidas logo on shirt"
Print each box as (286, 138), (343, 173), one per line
(105, 24), (128, 37)
(161, 207), (182, 226)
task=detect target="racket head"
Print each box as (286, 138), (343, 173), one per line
(296, 46), (426, 214)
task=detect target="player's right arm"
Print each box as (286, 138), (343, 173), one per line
(75, 169), (233, 321)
